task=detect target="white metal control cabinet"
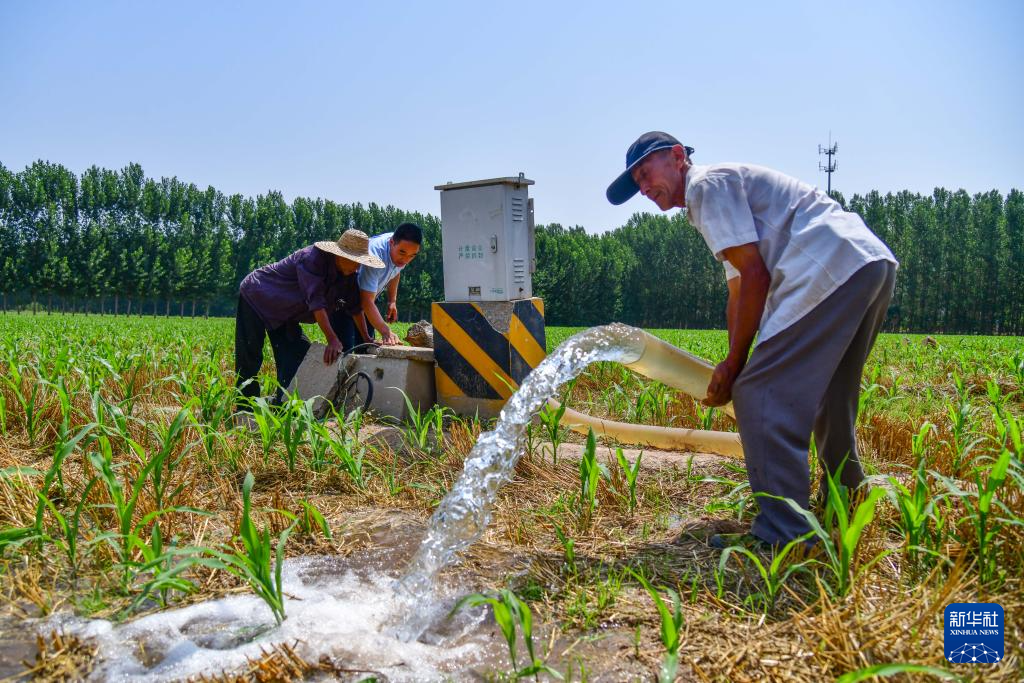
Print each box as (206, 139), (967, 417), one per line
(434, 175), (535, 302)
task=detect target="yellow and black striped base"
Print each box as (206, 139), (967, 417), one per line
(432, 298), (546, 418)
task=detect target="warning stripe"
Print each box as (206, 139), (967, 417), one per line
(509, 344), (535, 386)
(432, 305), (515, 398)
(434, 365), (466, 400)
(433, 330), (501, 400)
(458, 304), (513, 375)
(508, 314), (546, 369)
(514, 299), (547, 353)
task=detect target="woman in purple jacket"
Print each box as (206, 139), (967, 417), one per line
(234, 229), (383, 406)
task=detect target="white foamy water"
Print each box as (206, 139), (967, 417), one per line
(47, 556), (502, 682)
(398, 324), (646, 613)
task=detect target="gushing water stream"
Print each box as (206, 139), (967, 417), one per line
(396, 323), (647, 637)
(39, 324), (650, 679)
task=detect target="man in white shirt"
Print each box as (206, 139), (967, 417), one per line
(333, 222), (422, 347)
(607, 131), (898, 548)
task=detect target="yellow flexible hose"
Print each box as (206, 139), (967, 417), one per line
(551, 330), (744, 459)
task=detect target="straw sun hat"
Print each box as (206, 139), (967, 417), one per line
(314, 229), (385, 269)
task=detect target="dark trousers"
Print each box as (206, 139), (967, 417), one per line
(329, 309), (375, 352)
(730, 260), (897, 545)
(234, 296), (311, 404)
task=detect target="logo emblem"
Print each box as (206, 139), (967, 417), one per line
(944, 603), (1003, 663)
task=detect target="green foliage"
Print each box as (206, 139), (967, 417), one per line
(297, 499), (332, 540)
(454, 589), (562, 681)
(248, 395), (283, 463)
(277, 392), (311, 472)
(577, 429), (603, 528)
(934, 447), (1017, 585)
(207, 472), (296, 625)
(396, 389), (448, 454)
(538, 401), (567, 465)
(835, 663), (963, 682)
(717, 533), (815, 612)
(884, 423), (949, 567)
(86, 433), (208, 591)
(1, 160), (1023, 333)
(614, 447), (642, 514)
(769, 476), (889, 597)
(550, 520), (577, 575)
(628, 569), (684, 683)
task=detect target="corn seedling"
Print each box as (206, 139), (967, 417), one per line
(628, 569), (683, 683)
(577, 429), (607, 530)
(1006, 349), (1024, 388)
(551, 520), (577, 575)
(712, 563), (728, 600)
(934, 448), (1014, 584)
(306, 420), (333, 474)
(277, 392), (311, 472)
(2, 361), (50, 442)
(86, 434), (208, 590)
(327, 434), (367, 488)
(944, 373), (983, 474)
(207, 472), (296, 625)
(248, 396), (283, 463)
(538, 400), (567, 465)
(769, 476), (888, 596)
(454, 589), (561, 681)
(693, 401), (717, 431)
(885, 422), (948, 567)
(614, 447), (642, 514)
(146, 405), (194, 509)
(524, 421), (539, 462)
(628, 387), (654, 423)
(41, 375), (74, 431)
(0, 390), (7, 434)
(176, 370), (236, 430)
(189, 413), (232, 471)
(369, 452), (405, 497)
(394, 389), (448, 454)
(36, 477), (100, 580)
(857, 381), (882, 423)
(296, 499), (332, 540)
(647, 383), (673, 425)
(564, 565), (625, 629)
(700, 464), (755, 522)
(717, 533), (815, 612)
(129, 542), (225, 614)
(22, 422), (98, 553)
(992, 410), (1022, 456)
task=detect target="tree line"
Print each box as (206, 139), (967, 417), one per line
(1, 160), (1021, 335)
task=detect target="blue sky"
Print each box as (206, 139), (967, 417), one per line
(2, 1), (1021, 233)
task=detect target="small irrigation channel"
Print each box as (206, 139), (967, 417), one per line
(1, 314), (1022, 681)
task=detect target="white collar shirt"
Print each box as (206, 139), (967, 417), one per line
(684, 163), (897, 344)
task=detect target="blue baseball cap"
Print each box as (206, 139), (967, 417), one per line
(606, 131), (694, 205)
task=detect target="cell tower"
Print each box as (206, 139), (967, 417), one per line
(818, 132), (838, 197)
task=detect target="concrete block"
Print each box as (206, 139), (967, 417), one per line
(376, 345), (435, 362)
(286, 343), (344, 418)
(347, 347), (436, 423)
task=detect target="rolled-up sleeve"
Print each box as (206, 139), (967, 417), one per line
(690, 171), (760, 263)
(296, 251), (328, 311)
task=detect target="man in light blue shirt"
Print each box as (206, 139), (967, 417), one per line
(348, 222), (422, 346)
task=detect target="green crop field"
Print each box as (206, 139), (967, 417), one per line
(0, 312), (1021, 681)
